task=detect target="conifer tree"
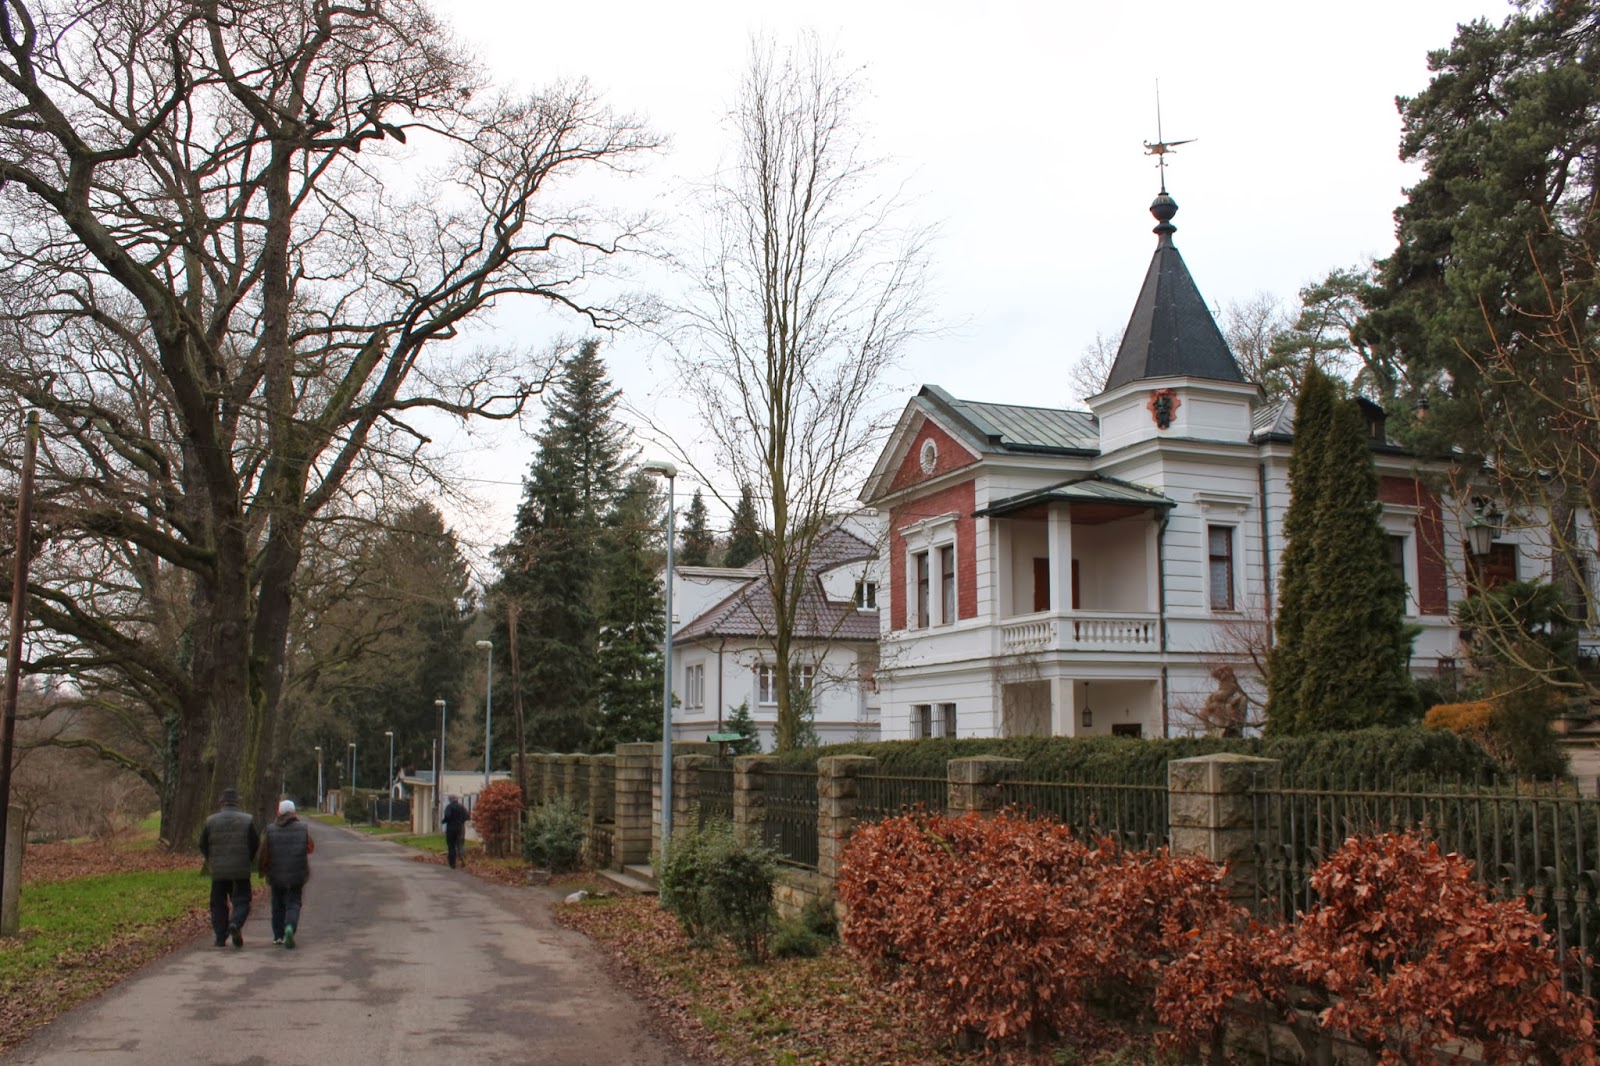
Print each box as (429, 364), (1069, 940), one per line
(724, 484), (762, 568)
(678, 489), (716, 566)
(593, 473), (666, 749)
(494, 340), (630, 752)
(1265, 367), (1335, 734)
(1292, 399), (1415, 731)
(723, 700), (762, 755)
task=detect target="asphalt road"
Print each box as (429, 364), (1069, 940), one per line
(5, 824), (697, 1065)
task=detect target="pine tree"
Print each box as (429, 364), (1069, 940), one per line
(494, 340), (630, 753)
(724, 484), (762, 568)
(678, 489), (715, 566)
(593, 472), (666, 749)
(1265, 367), (1335, 734)
(1292, 398), (1415, 731)
(723, 700), (762, 755)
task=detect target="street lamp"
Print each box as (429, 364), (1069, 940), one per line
(385, 730), (395, 823)
(348, 741), (357, 797)
(476, 639), (494, 788)
(435, 698), (447, 832)
(640, 458), (677, 865)
(1465, 496), (1502, 558)
(314, 746), (323, 812)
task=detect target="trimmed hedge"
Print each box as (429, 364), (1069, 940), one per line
(775, 728), (1501, 786)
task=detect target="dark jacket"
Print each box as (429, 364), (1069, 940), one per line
(199, 805), (260, 882)
(259, 813), (315, 887)
(441, 798), (469, 836)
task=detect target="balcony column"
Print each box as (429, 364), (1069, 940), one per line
(1047, 503), (1074, 613)
(1049, 677), (1079, 736)
(994, 518), (1013, 618)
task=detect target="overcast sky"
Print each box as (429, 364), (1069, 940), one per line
(424, 0), (1511, 572)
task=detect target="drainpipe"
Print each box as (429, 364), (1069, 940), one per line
(1157, 512), (1170, 737)
(1258, 462), (1274, 647)
(716, 638), (726, 729)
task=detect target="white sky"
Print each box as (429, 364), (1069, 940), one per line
(424, 0), (1512, 574)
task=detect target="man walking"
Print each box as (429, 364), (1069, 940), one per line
(441, 794), (469, 869)
(258, 799), (315, 949)
(198, 788), (259, 948)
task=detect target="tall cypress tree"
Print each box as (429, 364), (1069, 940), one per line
(1265, 367), (1335, 734)
(1293, 399), (1415, 731)
(724, 484), (762, 568)
(593, 472), (666, 749)
(494, 340), (629, 753)
(678, 488), (715, 566)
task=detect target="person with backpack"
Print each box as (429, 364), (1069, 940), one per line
(257, 799), (315, 949)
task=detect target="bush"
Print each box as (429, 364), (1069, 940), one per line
(838, 810), (1244, 1050)
(658, 819), (779, 962)
(473, 781), (523, 857)
(343, 790), (369, 823)
(771, 917), (829, 959)
(522, 800), (585, 873)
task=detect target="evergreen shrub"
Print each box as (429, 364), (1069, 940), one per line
(778, 728), (1501, 786)
(522, 799), (585, 872)
(343, 790), (370, 823)
(658, 818), (779, 961)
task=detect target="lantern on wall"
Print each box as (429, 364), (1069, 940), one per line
(1464, 497), (1502, 558)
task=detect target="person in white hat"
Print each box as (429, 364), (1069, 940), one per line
(257, 799), (315, 948)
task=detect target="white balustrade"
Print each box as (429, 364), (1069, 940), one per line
(1000, 612), (1158, 652)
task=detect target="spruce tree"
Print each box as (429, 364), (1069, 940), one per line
(494, 340), (630, 753)
(724, 484), (762, 568)
(593, 472), (666, 749)
(1265, 367), (1335, 734)
(723, 700), (762, 755)
(678, 489), (715, 566)
(1291, 399), (1415, 731)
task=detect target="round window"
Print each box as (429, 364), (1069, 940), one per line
(919, 437), (938, 474)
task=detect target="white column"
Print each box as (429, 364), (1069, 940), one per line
(1047, 503), (1074, 613)
(994, 518), (1013, 619)
(1049, 676), (1076, 737)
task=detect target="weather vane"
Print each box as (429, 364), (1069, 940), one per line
(1142, 80), (1195, 193)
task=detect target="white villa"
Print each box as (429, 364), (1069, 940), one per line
(859, 189), (1580, 742)
(668, 524), (884, 750)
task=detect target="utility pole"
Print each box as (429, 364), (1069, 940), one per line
(0, 411), (41, 930)
(507, 603), (527, 805)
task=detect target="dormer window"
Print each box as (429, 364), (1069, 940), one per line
(854, 580), (878, 610)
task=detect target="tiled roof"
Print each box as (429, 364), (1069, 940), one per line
(673, 527), (879, 644)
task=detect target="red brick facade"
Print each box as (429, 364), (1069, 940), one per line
(888, 479), (978, 630)
(887, 417), (977, 494)
(1379, 476), (1449, 616)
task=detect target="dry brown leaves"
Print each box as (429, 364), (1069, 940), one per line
(405, 851), (533, 887)
(21, 838), (202, 884)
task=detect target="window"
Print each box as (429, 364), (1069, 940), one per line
(757, 665), (777, 705)
(1032, 558), (1050, 612)
(685, 664), (705, 709)
(914, 551), (930, 627)
(914, 704), (933, 738)
(796, 665), (815, 692)
(1576, 558), (1592, 623)
(939, 545), (956, 624)
(1207, 526), (1235, 610)
(938, 702), (957, 738)
(1387, 535), (1408, 593)
(854, 580), (878, 610)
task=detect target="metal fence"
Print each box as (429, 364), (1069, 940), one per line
(1251, 777), (1600, 996)
(997, 778), (1169, 851)
(697, 762), (734, 827)
(855, 774), (947, 822)
(760, 770), (820, 869)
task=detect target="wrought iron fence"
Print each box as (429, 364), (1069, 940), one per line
(761, 769), (820, 869)
(996, 778), (1169, 851)
(855, 774), (947, 822)
(697, 762), (734, 828)
(585, 822), (614, 870)
(1251, 777), (1600, 996)
(571, 761), (590, 812)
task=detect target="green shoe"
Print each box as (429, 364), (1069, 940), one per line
(283, 925), (295, 950)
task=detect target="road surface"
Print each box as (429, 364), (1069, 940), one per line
(5, 825), (697, 1065)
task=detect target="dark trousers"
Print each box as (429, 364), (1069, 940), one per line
(270, 883), (304, 939)
(446, 830), (464, 868)
(209, 878), (251, 941)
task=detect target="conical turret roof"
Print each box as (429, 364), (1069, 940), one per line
(1102, 192), (1244, 391)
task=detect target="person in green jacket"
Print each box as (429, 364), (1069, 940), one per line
(198, 788), (260, 948)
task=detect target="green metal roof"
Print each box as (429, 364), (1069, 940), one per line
(974, 476), (1176, 518)
(920, 386), (1098, 454)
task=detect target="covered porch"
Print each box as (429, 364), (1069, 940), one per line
(1000, 677), (1161, 738)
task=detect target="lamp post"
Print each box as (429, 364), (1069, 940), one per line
(640, 459), (677, 865)
(314, 746), (323, 812)
(476, 639), (493, 789)
(435, 698), (447, 832)
(348, 741), (357, 797)
(384, 730), (395, 823)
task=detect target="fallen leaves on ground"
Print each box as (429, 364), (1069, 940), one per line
(21, 838), (202, 884)
(406, 851), (533, 887)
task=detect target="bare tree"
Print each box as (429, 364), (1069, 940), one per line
(671, 34), (932, 751)
(0, 0), (657, 845)
(1065, 330), (1121, 405)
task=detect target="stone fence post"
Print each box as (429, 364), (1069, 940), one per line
(588, 754), (615, 822)
(733, 755), (778, 842)
(664, 754), (716, 855)
(558, 753), (583, 806)
(947, 755), (1022, 816)
(612, 742), (655, 870)
(817, 755), (877, 882)
(1168, 753), (1279, 903)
